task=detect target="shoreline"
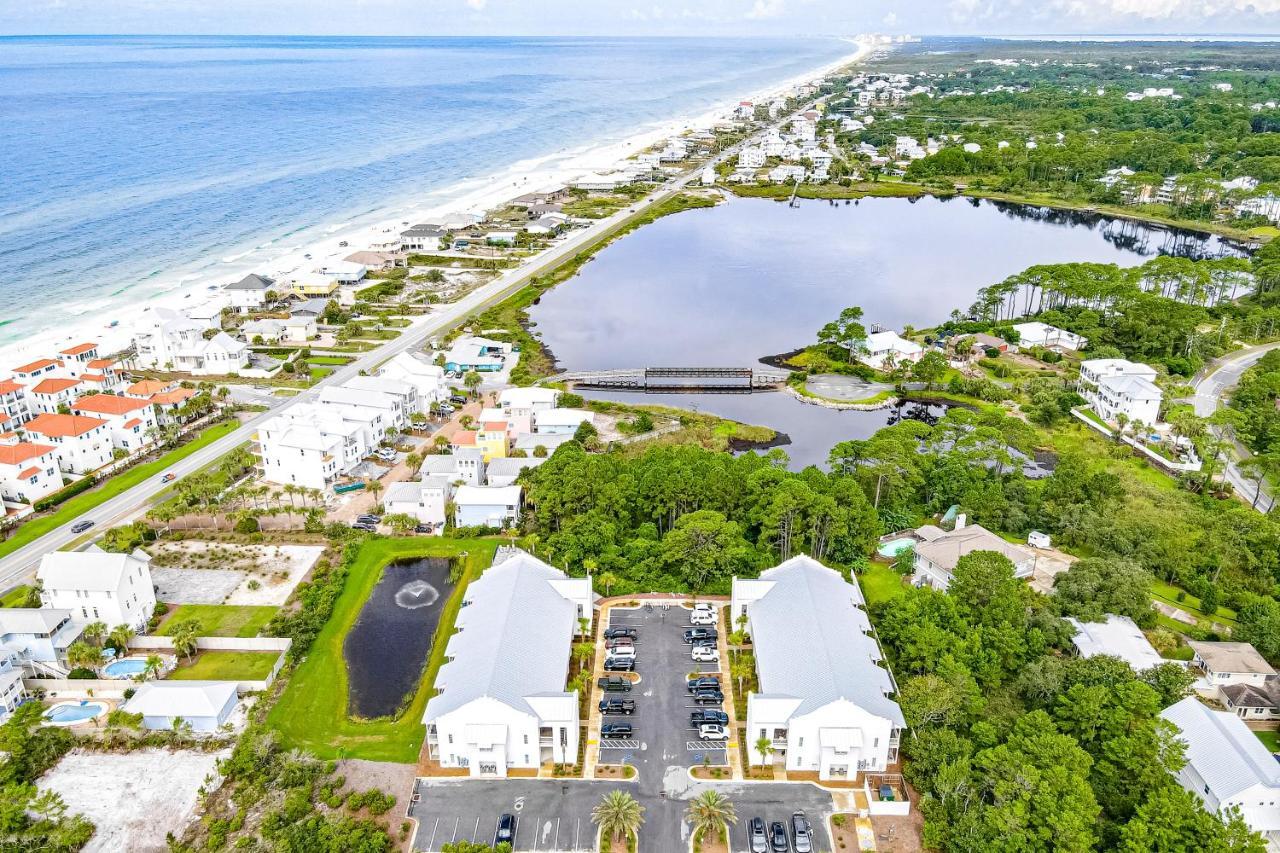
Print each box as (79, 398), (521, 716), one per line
(1, 40), (869, 370)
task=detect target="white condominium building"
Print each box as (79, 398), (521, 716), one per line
(38, 549), (156, 632)
(1078, 358), (1163, 426)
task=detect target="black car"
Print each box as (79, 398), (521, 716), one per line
(687, 677), (720, 693)
(749, 817), (768, 853)
(690, 710), (728, 726)
(495, 813), (515, 846)
(603, 657), (635, 672)
(599, 698), (636, 716)
(770, 820), (790, 852)
(601, 723), (632, 739)
(597, 676), (632, 692)
(683, 628), (715, 644)
(603, 627), (637, 640)
(413, 523), (434, 533)
(70, 519), (95, 534)
(356, 514), (381, 524)
(791, 812), (812, 853)
(691, 638), (717, 649)
(350, 522), (377, 532)
(692, 689), (723, 705)
(449, 394), (468, 405)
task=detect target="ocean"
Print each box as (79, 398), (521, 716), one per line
(0, 35), (852, 345)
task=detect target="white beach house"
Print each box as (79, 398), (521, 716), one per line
(1161, 697), (1280, 836)
(0, 608), (84, 677)
(423, 552), (591, 777)
(533, 408), (595, 436)
(498, 387), (560, 434)
(378, 352), (448, 406)
(124, 681), (239, 732)
(911, 519), (1036, 590)
(0, 440), (63, 506)
(70, 393), (159, 455)
(21, 413), (113, 474)
(38, 549), (156, 632)
(1078, 358), (1163, 426)
(731, 555), (904, 780)
(859, 331), (923, 370)
(1012, 321), (1087, 352)
(454, 485), (521, 529)
(224, 274), (276, 313)
(1068, 615), (1167, 672)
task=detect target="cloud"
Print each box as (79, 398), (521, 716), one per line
(465, 0), (486, 9)
(746, 0), (785, 19)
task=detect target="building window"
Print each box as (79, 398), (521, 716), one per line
(447, 734), (453, 744)
(523, 735), (528, 744)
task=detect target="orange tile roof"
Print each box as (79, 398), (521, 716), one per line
(0, 379), (23, 395)
(450, 431), (477, 446)
(86, 358), (115, 370)
(126, 380), (171, 397)
(123, 418), (142, 429)
(31, 378), (80, 395)
(17, 466), (41, 479)
(150, 389), (196, 405)
(13, 358), (58, 375)
(71, 394), (150, 416)
(0, 414), (8, 426)
(80, 373), (107, 383)
(60, 343), (97, 357)
(482, 421), (507, 431)
(0, 442), (54, 465)
(24, 412), (106, 438)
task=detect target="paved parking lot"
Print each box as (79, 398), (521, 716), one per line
(410, 779), (601, 852)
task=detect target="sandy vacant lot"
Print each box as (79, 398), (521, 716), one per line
(39, 748), (228, 853)
(148, 542), (324, 605)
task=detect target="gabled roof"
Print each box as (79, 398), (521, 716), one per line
(425, 553), (578, 722)
(24, 412), (107, 438)
(59, 343), (97, 356)
(1221, 682), (1280, 711)
(450, 431), (477, 446)
(1067, 615), (1167, 672)
(126, 380), (172, 397)
(86, 358), (115, 370)
(0, 442), (55, 466)
(1099, 373), (1162, 400)
(1162, 696), (1280, 801)
(0, 608), (74, 636)
(31, 378), (80, 395)
(124, 681), (238, 718)
(72, 394), (151, 416)
(485, 457), (546, 479)
(913, 523), (1033, 573)
(226, 273), (275, 291)
(1187, 641), (1275, 676)
(37, 550), (150, 593)
(13, 359), (59, 375)
(384, 481), (426, 503)
(744, 555), (904, 726)
(454, 485), (521, 506)
(498, 386), (560, 408)
(151, 389), (197, 406)
(0, 379), (23, 395)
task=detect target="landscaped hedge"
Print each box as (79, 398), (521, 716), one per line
(33, 476), (97, 512)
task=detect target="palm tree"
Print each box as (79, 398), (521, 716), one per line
(730, 653), (755, 695)
(66, 641), (100, 674)
(171, 622), (200, 663)
(433, 434), (450, 453)
(597, 571), (620, 598)
(754, 735), (774, 767)
(82, 621), (108, 647)
(592, 790), (644, 846)
(108, 624), (135, 656)
(685, 790), (737, 843)
(405, 452), (424, 476)
(572, 641), (594, 669)
(142, 654), (163, 680)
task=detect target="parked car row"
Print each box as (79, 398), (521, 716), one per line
(604, 625), (640, 672)
(748, 812), (813, 853)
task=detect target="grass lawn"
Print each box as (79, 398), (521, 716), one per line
(307, 355), (353, 366)
(1255, 730), (1280, 753)
(1150, 579), (1237, 625)
(0, 585), (32, 607)
(170, 650), (279, 681)
(158, 604), (278, 638)
(0, 420), (240, 565)
(267, 536), (499, 763)
(859, 561), (908, 607)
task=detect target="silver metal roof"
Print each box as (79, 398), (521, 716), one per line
(1162, 696), (1280, 802)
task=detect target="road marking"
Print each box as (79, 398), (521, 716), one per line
(472, 816), (480, 843)
(574, 818), (580, 851)
(686, 740), (730, 750)
(451, 816), (459, 844)
(599, 739), (641, 749)
(427, 817), (439, 852)
(554, 817), (561, 850)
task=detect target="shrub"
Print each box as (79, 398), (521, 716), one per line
(33, 476), (97, 512)
(234, 516), (260, 534)
(67, 667), (97, 679)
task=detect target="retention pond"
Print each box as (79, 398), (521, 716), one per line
(344, 557), (453, 720)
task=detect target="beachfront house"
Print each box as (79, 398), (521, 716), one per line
(1078, 358), (1163, 426)
(21, 413), (113, 474)
(453, 485), (521, 529)
(498, 386), (560, 434)
(423, 552), (590, 776)
(225, 274), (276, 313)
(0, 440), (62, 505)
(124, 681), (239, 732)
(911, 518), (1036, 590)
(378, 352), (448, 405)
(859, 331), (923, 371)
(731, 555), (904, 780)
(0, 653), (28, 721)
(38, 549), (156, 632)
(11, 359), (61, 385)
(0, 379), (31, 426)
(70, 394), (159, 455)
(443, 336), (512, 374)
(1012, 321), (1087, 352)
(340, 376), (420, 425)
(132, 308), (250, 376)
(0, 609), (84, 677)
(1068, 615), (1167, 672)
(532, 408), (594, 436)
(1161, 697), (1280, 835)
(26, 378), (82, 415)
(399, 224), (447, 253)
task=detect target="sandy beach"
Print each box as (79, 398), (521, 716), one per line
(1, 39), (869, 370)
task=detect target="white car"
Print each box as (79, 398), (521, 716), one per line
(690, 608), (718, 626)
(699, 723), (729, 741)
(691, 646), (719, 663)
(608, 645), (637, 659)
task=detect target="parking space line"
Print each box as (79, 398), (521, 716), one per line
(686, 740), (729, 750)
(554, 817), (561, 850)
(530, 815), (540, 850)
(599, 739), (641, 749)
(427, 817), (439, 852)
(573, 818), (580, 851)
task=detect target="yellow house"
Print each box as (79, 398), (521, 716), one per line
(451, 422), (508, 462)
(291, 274), (339, 298)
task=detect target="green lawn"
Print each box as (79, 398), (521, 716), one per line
(267, 537), (499, 762)
(0, 585), (32, 608)
(1150, 579), (1238, 626)
(0, 420), (240, 566)
(859, 561), (909, 607)
(1255, 730), (1280, 753)
(307, 356), (353, 366)
(158, 604), (278, 638)
(170, 650), (279, 681)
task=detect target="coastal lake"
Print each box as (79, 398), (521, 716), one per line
(344, 557), (453, 719)
(527, 195), (1239, 467)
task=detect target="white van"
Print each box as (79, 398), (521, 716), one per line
(690, 608), (718, 626)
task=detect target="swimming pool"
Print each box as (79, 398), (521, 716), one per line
(43, 700), (108, 726)
(877, 537), (917, 559)
(102, 657), (148, 678)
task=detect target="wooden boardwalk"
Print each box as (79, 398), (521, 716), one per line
(556, 366), (790, 393)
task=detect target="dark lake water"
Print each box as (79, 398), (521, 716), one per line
(344, 557), (453, 719)
(527, 195), (1239, 467)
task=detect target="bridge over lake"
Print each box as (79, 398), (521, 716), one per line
(556, 366), (790, 393)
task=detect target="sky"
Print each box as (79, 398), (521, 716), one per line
(4, 0), (1280, 37)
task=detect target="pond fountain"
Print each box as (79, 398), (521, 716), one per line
(344, 557), (453, 719)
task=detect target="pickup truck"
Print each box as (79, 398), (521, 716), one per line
(597, 676), (633, 693)
(602, 627), (638, 640)
(598, 698), (636, 715)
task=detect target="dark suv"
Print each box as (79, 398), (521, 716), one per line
(687, 676), (720, 693)
(603, 627), (637, 640)
(495, 813), (515, 846)
(599, 698), (636, 716)
(770, 820), (790, 852)
(690, 709), (728, 726)
(683, 628), (716, 644)
(603, 657), (635, 672)
(791, 811), (812, 853)
(601, 723), (633, 739)
(691, 689), (723, 706)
